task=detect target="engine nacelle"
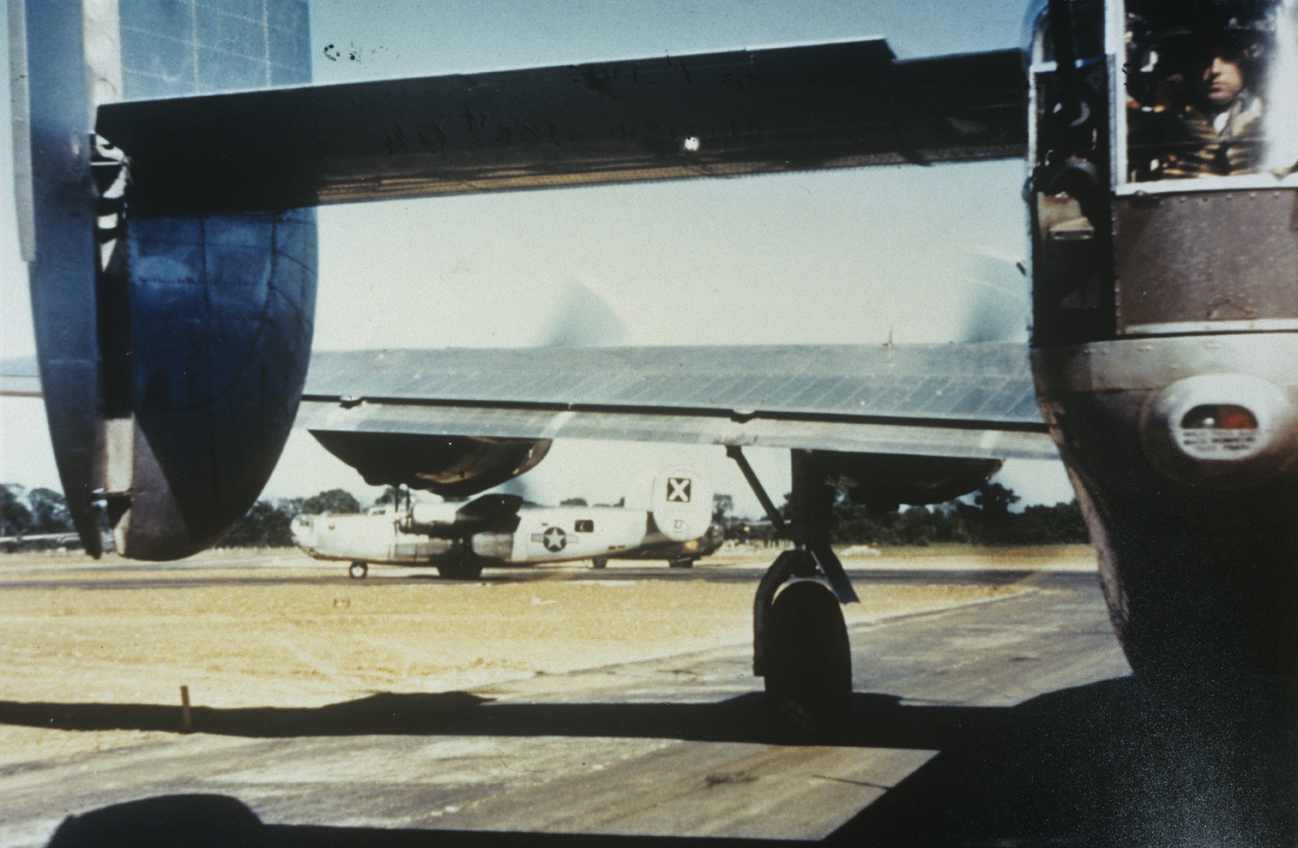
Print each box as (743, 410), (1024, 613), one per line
(808, 450), (1003, 513)
(401, 494), (524, 537)
(402, 501), (462, 534)
(310, 432), (551, 498)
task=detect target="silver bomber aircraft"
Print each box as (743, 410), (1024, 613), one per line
(7, 0), (1297, 743)
(291, 470), (723, 579)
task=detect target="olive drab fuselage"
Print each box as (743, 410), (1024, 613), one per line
(1028, 0), (1298, 709)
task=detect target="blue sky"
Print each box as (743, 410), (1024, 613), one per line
(0, 0), (1075, 515)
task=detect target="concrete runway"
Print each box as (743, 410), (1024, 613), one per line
(2, 565), (1293, 847)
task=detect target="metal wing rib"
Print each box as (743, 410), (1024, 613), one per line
(95, 42), (1027, 212)
(298, 343), (1056, 462)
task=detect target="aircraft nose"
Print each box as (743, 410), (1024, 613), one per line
(1141, 374), (1298, 486)
(290, 515), (315, 548)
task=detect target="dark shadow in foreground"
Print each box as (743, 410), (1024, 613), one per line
(44, 794), (783, 848)
(22, 677), (1298, 848)
(0, 690), (1008, 748)
(835, 676), (1297, 847)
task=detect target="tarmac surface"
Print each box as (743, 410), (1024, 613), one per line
(1, 547), (1294, 847)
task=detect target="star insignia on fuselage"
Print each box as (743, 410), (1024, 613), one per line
(542, 526), (567, 552)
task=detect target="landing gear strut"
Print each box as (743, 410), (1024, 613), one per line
(729, 447), (857, 742)
(436, 544), (485, 580)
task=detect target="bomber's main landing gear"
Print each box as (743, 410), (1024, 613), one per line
(729, 447), (858, 743)
(763, 574), (852, 741)
(348, 561), (368, 579)
(436, 545), (485, 580)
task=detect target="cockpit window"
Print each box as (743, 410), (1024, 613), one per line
(1126, 0), (1298, 181)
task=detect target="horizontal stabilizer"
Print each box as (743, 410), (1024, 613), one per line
(299, 343), (1055, 461)
(96, 42), (1026, 212)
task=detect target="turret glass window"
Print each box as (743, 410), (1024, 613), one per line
(1127, 0), (1298, 182)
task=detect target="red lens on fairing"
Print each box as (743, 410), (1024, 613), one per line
(1181, 404), (1259, 430)
(1217, 406), (1258, 430)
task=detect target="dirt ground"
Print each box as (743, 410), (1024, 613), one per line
(0, 545), (1095, 768)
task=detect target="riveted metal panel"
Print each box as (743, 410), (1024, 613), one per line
(1113, 190), (1298, 334)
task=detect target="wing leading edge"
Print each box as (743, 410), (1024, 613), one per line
(96, 41), (1026, 212)
(298, 343), (1055, 461)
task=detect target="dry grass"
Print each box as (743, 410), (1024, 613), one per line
(0, 545), (1088, 766)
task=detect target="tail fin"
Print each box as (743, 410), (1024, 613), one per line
(649, 468), (713, 543)
(12, 0), (317, 559)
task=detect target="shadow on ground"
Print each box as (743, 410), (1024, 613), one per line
(14, 677), (1296, 848)
(0, 689), (1000, 747)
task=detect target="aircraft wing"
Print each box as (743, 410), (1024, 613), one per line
(95, 41), (1026, 212)
(0, 358), (41, 398)
(298, 343), (1055, 461)
(18, 16), (1033, 559)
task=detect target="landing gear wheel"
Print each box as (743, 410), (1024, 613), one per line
(591, 557), (608, 569)
(668, 557), (694, 569)
(763, 580), (852, 743)
(348, 561), (368, 579)
(436, 552), (485, 580)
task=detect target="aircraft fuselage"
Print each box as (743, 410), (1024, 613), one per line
(291, 505), (723, 570)
(1028, 0), (1298, 713)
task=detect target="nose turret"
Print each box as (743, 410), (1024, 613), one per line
(290, 515), (317, 551)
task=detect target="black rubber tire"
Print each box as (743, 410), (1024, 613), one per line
(763, 580), (853, 743)
(668, 557), (695, 569)
(591, 557), (608, 569)
(436, 552), (485, 580)
(348, 561), (368, 579)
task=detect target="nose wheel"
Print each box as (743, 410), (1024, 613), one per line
(348, 561), (368, 579)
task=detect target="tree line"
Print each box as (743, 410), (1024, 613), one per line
(715, 483), (1089, 547)
(2, 485), (74, 538)
(825, 483), (1089, 546)
(217, 488), (370, 548)
(3, 481), (1088, 552)
(0, 484), (373, 552)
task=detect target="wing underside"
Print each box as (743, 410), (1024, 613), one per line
(299, 343), (1056, 461)
(96, 41), (1027, 212)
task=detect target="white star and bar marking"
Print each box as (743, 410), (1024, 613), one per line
(542, 526), (567, 552)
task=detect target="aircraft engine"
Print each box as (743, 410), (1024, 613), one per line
(401, 494), (524, 537)
(310, 432), (550, 498)
(807, 451), (1003, 513)
(401, 502), (462, 534)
